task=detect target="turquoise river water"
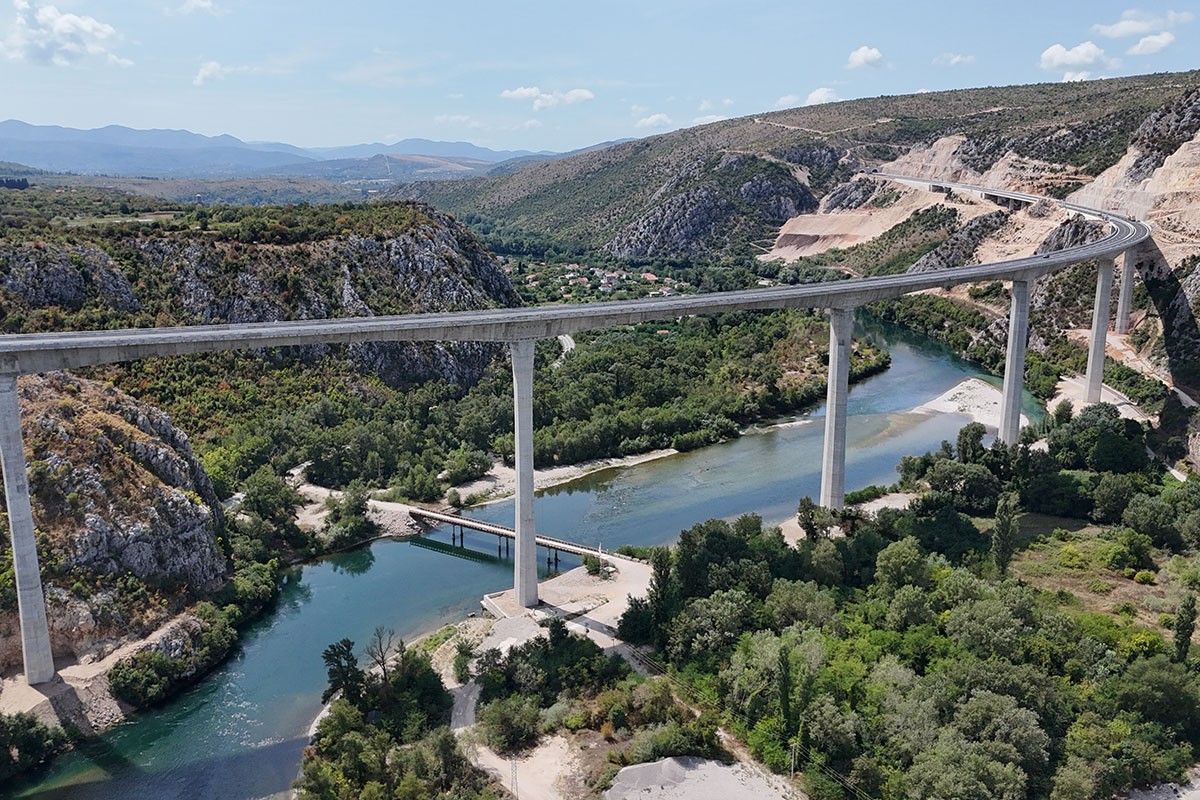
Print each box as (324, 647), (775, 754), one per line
(6, 319), (1042, 799)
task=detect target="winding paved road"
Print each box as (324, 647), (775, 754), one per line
(0, 177), (1149, 376)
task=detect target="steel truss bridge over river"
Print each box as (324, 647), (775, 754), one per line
(0, 175), (1151, 685)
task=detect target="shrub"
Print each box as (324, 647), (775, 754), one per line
(1058, 545), (1088, 570)
(477, 695), (542, 754)
(0, 712), (68, 782)
(1087, 579), (1115, 594)
(1135, 570), (1157, 585)
(1114, 602), (1138, 618)
(109, 649), (183, 707)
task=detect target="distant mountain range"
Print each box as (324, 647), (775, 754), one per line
(0, 120), (558, 180)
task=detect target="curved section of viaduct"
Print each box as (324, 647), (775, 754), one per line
(0, 176), (1152, 684)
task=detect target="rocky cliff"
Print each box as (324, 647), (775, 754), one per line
(0, 373), (226, 667)
(0, 202), (519, 388)
(0, 202), (521, 667)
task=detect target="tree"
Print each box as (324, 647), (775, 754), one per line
(366, 627), (399, 685)
(957, 422), (987, 465)
(991, 492), (1018, 577)
(322, 638), (364, 705)
(926, 460), (1001, 515)
(873, 537), (932, 600)
(1091, 472), (1137, 523)
(1175, 594), (1196, 663)
(646, 547), (680, 651)
(1051, 399), (1074, 427)
(242, 465), (302, 526)
(796, 496), (835, 540)
(1123, 493), (1181, 549)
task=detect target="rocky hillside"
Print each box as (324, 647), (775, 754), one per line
(393, 71), (1198, 258)
(0, 202), (519, 389)
(0, 372), (225, 668)
(0, 201), (521, 667)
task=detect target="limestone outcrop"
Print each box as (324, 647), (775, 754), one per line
(0, 373), (226, 666)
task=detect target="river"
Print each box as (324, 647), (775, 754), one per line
(6, 319), (1042, 799)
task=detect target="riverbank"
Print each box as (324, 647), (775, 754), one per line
(775, 376), (1013, 541)
(454, 448), (680, 506)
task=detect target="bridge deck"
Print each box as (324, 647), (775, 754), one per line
(409, 508), (637, 562)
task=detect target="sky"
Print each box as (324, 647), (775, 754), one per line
(0, 0), (1197, 153)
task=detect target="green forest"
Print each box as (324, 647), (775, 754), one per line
(606, 407), (1200, 800)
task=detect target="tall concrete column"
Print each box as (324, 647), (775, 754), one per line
(999, 280), (1030, 445)
(1086, 259), (1116, 404)
(1114, 250), (1135, 335)
(819, 308), (853, 510)
(0, 376), (54, 685)
(510, 340), (539, 608)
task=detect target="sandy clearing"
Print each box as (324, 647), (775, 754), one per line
(605, 755), (800, 800)
(911, 376), (1025, 432)
(1048, 374), (1151, 424)
(470, 734), (579, 800)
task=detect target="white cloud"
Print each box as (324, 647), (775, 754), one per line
(1062, 71), (1092, 82)
(192, 52), (304, 86)
(692, 114), (727, 125)
(806, 87), (839, 105)
(1128, 31), (1175, 55)
(2, 0), (130, 66)
(723, 98), (734, 106)
(500, 85), (594, 111)
(434, 114), (471, 124)
(1039, 41), (1113, 75)
(774, 94), (801, 108)
(175, 0), (219, 15)
(846, 45), (883, 69)
(934, 52), (975, 66)
(518, 118), (542, 129)
(446, 92), (464, 99)
(1092, 9), (1193, 38)
(500, 86), (541, 100)
(193, 60), (238, 85)
(635, 113), (671, 129)
(698, 99), (713, 111)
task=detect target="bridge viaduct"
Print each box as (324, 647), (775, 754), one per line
(0, 176), (1151, 684)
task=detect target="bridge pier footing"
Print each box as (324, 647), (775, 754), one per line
(1000, 280), (1030, 444)
(0, 376), (55, 685)
(819, 308), (852, 511)
(1086, 259), (1116, 404)
(1114, 249), (1135, 336)
(510, 340), (539, 608)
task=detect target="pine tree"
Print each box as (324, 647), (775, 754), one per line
(1174, 593), (1196, 663)
(991, 492), (1018, 577)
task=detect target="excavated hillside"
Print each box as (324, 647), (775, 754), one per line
(394, 71), (1198, 258)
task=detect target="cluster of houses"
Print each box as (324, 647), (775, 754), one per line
(502, 261), (691, 299)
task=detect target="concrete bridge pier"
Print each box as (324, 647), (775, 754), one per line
(1114, 249), (1135, 335)
(999, 280), (1031, 444)
(0, 376), (55, 685)
(1086, 258), (1116, 404)
(819, 308), (853, 510)
(509, 340), (539, 608)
